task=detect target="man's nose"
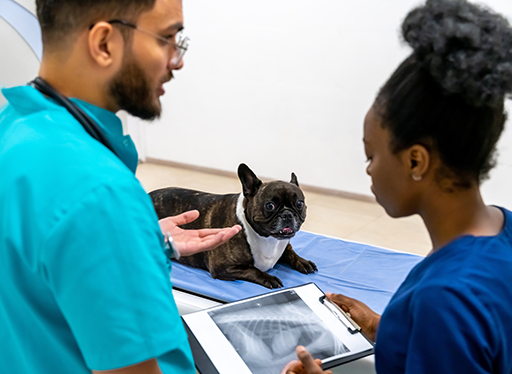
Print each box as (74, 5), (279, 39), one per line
(169, 57), (185, 71)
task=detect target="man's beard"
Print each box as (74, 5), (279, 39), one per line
(109, 56), (163, 121)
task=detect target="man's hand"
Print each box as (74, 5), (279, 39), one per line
(281, 346), (332, 374)
(158, 210), (241, 257)
(326, 292), (381, 342)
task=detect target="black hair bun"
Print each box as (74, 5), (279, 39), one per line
(402, 0), (512, 107)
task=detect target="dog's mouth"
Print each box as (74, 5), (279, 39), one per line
(270, 226), (295, 239)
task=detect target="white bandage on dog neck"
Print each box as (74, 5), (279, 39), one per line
(236, 194), (289, 272)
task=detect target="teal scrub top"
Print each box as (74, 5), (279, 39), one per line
(0, 86), (195, 373)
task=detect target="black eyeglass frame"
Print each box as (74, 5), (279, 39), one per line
(90, 19), (189, 65)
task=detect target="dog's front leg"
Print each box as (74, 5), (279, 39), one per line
(279, 244), (317, 274)
(211, 265), (283, 289)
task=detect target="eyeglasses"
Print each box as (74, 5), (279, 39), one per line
(98, 19), (190, 66)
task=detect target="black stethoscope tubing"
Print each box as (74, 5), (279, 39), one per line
(29, 77), (118, 158)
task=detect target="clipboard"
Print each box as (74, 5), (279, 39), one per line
(182, 283), (374, 374)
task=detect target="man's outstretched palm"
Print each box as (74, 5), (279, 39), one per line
(159, 210), (241, 256)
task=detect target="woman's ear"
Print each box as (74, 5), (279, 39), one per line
(87, 22), (124, 69)
(405, 144), (430, 182)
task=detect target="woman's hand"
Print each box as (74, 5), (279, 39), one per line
(281, 346), (332, 374)
(326, 292), (381, 342)
(158, 210), (241, 257)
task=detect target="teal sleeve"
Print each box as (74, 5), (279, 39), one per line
(40, 179), (195, 372)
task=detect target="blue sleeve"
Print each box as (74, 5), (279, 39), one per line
(405, 285), (495, 374)
(40, 179), (194, 372)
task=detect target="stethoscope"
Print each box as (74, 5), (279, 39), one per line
(30, 77), (178, 256)
(29, 77), (118, 158)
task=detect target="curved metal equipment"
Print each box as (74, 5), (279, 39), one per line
(0, 0), (42, 61)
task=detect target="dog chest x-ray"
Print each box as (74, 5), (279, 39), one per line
(208, 290), (349, 374)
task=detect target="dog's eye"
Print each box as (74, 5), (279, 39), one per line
(265, 202), (276, 211)
(296, 200), (304, 209)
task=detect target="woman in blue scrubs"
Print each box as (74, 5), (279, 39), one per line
(284, 0), (512, 373)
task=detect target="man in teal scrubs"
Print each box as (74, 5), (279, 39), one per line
(0, 0), (240, 373)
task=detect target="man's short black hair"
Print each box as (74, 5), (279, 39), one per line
(36, 0), (156, 47)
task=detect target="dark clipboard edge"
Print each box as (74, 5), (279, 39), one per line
(322, 347), (375, 370)
(182, 282), (375, 374)
(173, 286), (228, 304)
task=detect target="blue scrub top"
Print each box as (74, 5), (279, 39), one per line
(375, 207), (512, 374)
(0, 86), (195, 373)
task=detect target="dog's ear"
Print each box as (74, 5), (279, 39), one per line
(238, 163), (262, 197)
(290, 172), (299, 187)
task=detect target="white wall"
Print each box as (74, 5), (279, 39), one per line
(133, 0), (512, 208)
(2, 0), (512, 207)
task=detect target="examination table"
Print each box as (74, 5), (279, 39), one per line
(171, 231), (424, 374)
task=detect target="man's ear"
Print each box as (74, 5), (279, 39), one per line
(238, 163), (262, 197)
(405, 144), (430, 181)
(87, 22), (124, 68)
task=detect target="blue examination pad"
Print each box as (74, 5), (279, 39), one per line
(170, 231), (424, 314)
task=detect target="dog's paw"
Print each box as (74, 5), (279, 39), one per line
(291, 257), (318, 274)
(260, 274), (283, 289)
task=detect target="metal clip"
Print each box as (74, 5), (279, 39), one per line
(319, 295), (361, 334)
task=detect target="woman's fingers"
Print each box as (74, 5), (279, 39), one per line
(296, 346), (329, 374)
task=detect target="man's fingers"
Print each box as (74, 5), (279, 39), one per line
(170, 210), (200, 226)
(221, 225), (242, 240)
(204, 226), (240, 246)
(187, 226), (241, 252)
(193, 225), (241, 239)
(296, 346), (324, 373)
(190, 228), (225, 236)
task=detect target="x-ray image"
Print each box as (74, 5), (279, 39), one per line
(208, 290), (349, 374)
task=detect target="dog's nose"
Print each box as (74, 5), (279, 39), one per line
(281, 211), (294, 220)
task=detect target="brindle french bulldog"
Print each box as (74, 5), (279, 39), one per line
(149, 163), (317, 289)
